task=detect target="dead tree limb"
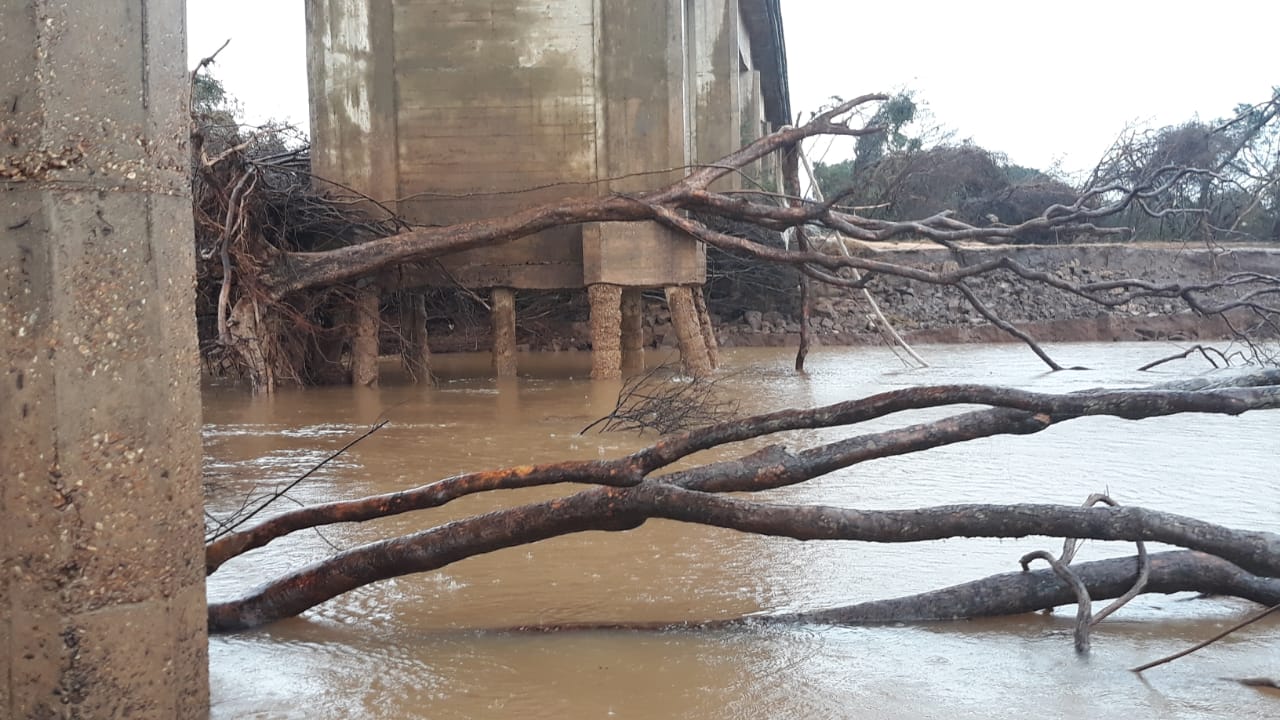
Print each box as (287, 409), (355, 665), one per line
(1021, 550), (1093, 653)
(495, 551), (1280, 634)
(206, 371), (1280, 631)
(779, 551), (1280, 625)
(205, 371), (1280, 573)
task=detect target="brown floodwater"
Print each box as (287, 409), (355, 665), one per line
(203, 343), (1280, 719)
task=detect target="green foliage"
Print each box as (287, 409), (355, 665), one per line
(1003, 164), (1053, 185)
(852, 93), (919, 176)
(192, 73), (227, 114)
(190, 70), (302, 161)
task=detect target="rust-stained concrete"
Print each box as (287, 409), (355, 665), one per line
(588, 283), (624, 379)
(1, 0), (209, 716)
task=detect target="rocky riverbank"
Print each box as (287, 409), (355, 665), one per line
(696, 242), (1280, 349)
(424, 243), (1280, 354)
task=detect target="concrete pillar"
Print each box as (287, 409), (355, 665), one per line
(621, 288), (646, 356)
(305, 0), (399, 207)
(588, 283), (624, 379)
(690, 0), (742, 179)
(400, 293), (433, 383)
(491, 287), (518, 377)
(692, 285), (721, 369)
(665, 286), (713, 377)
(0, 0), (209, 717)
(352, 285), (380, 387)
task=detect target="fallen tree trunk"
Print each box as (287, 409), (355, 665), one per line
(207, 370), (1280, 633)
(787, 551), (1280, 625)
(490, 551), (1280, 633)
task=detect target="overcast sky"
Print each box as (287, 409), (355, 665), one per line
(189, 1), (1278, 177)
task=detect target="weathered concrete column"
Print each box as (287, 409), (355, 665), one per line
(665, 286), (713, 377)
(400, 292), (433, 383)
(692, 285), (720, 369)
(588, 283), (624, 379)
(491, 287), (518, 377)
(306, 0), (399, 207)
(690, 0), (742, 183)
(351, 284), (381, 387)
(1, 1), (209, 717)
(621, 288), (646, 355)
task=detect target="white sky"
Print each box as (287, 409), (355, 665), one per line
(189, 0), (1278, 178)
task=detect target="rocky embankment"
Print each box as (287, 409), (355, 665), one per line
(425, 243), (1280, 353)
(681, 243), (1280, 349)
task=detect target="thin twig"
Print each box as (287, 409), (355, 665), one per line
(205, 419), (389, 542)
(1132, 602), (1280, 673)
(1138, 344), (1233, 372)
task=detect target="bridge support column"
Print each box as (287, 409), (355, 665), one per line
(589, 283), (624, 379)
(400, 293), (433, 383)
(491, 287), (518, 377)
(665, 286), (713, 377)
(693, 285), (720, 369)
(621, 288), (646, 371)
(1, 0), (209, 716)
(352, 284), (381, 387)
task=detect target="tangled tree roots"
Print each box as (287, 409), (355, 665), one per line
(192, 124), (411, 390)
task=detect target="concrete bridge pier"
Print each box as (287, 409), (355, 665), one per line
(665, 285), (714, 377)
(693, 286), (721, 370)
(588, 283), (624, 379)
(400, 292), (433, 383)
(491, 287), (518, 377)
(1, 0), (209, 716)
(351, 284), (381, 387)
(621, 288), (646, 371)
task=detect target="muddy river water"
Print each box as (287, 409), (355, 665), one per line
(203, 343), (1280, 719)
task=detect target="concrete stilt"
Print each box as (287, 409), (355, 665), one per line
(491, 287), (518, 377)
(1, 1), (210, 715)
(588, 283), (624, 379)
(692, 285), (720, 369)
(621, 288), (645, 373)
(352, 285), (381, 387)
(665, 286), (713, 377)
(400, 293), (433, 383)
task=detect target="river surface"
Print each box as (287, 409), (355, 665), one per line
(203, 343), (1280, 719)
